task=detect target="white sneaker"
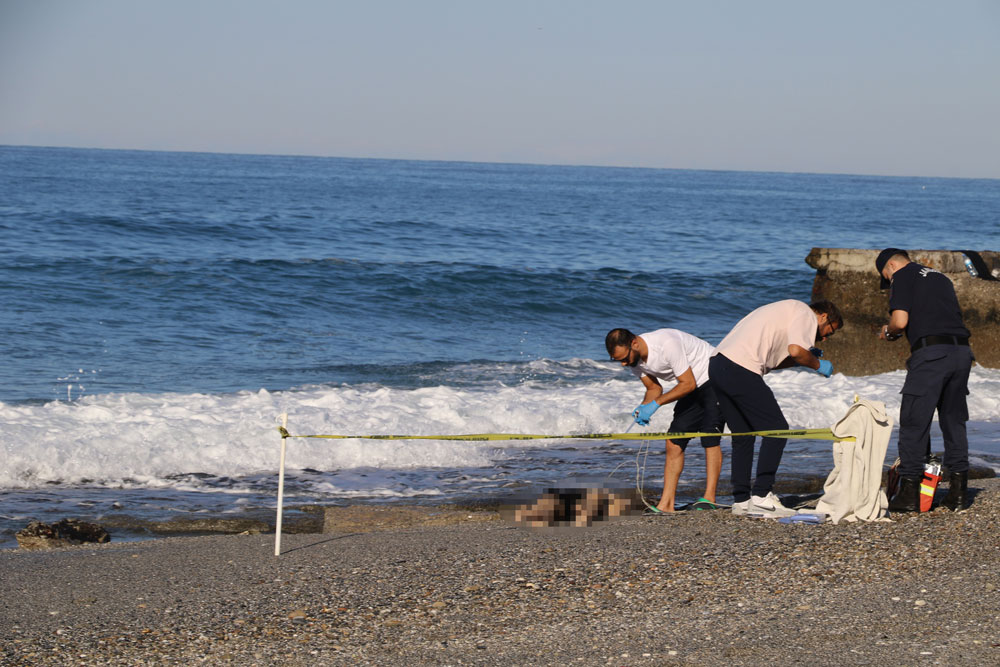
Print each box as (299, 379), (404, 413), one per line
(731, 499), (752, 516)
(749, 492), (797, 518)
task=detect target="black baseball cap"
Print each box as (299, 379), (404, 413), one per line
(875, 247), (907, 289)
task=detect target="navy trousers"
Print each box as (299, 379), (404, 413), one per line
(897, 344), (973, 479)
(708, 354), (788, 502)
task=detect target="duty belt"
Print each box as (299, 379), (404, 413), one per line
(910, 335), (970, 354)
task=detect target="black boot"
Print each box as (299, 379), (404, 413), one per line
(941, 471), (969, 511)
(888, 477), (921, 512)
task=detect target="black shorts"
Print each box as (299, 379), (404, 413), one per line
(667, 381), (724, 450)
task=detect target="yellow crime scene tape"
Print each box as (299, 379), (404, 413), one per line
(277, 427), (852, 442)
(271, 418), (853, 555)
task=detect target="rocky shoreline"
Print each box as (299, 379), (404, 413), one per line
(3, 479), (1000, 666)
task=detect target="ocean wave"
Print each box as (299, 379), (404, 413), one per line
(2, 365), (998, 490)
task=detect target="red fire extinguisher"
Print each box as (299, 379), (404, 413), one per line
(919, 457), (942, 512)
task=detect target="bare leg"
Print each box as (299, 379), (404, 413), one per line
(575, 489), (607, 527)
(514, 493), (559, 527)
(657, 439), (685, 512)
(702, 445), (722, 503)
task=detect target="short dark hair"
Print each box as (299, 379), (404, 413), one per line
(875, 247), (910, 274)
(605, 328), (636, 356)
(810, 300), (843, 328)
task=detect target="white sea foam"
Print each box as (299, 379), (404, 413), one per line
(1, 365), (999, 489)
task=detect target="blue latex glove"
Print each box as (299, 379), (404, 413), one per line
(633, 401), (659, 425)
(815, 359), (833, 378)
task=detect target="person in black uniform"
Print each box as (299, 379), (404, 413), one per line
(875, 248), (974, 511)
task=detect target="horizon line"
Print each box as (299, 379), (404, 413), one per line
(3, 142), (998, 183)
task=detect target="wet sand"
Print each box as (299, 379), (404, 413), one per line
(3, 480), (1000, 665)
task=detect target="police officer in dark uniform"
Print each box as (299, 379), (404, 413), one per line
(875, 248), (974, 511)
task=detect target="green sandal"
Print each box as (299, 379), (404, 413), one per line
(689, 497), (726, 510)
(644, 505), (685, 515)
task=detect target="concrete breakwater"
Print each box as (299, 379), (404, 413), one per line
(805, 248), (999, 376)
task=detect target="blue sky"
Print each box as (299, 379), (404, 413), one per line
(1, 1), (998, 177)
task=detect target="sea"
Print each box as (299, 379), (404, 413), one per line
(2, 145), (999, 547)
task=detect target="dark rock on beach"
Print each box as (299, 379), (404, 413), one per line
(15, 519), (111, 551)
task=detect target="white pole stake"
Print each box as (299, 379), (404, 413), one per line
(275, 413), (288, 557)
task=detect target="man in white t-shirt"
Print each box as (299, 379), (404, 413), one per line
(708, 300), (841, 518)
(605, 327), (725, 513)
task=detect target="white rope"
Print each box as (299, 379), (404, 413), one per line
(602, 422), (663, 512)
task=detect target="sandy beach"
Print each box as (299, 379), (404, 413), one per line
(3, 480), (1000, 666)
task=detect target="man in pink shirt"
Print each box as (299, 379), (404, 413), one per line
(708, 300), (842, 517)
